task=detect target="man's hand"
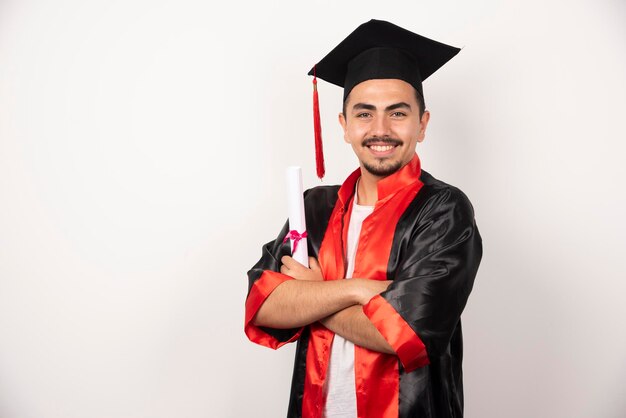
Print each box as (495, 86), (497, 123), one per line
(351, 279), (392, 304)
(280, 256), (324, 281)
(320, 305), (395, 355)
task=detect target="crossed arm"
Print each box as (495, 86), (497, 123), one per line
(252, 256), (395, 354)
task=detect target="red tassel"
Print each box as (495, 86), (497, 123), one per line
(313, 67), (325, 179)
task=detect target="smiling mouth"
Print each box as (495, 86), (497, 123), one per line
(363, 139), (402, 156)
(369, 144), (395, 152)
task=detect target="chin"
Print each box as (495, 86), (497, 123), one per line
(362, 159), (403, 177)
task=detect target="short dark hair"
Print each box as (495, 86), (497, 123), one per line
(342, 87), (426, 118)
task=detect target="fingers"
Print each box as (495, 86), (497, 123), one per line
(280, 256), (324, 281)
(282, 255), (321, 270)
(309, 257), (321, 271)
(281, 255), (303, 270)
(281, 256), (308, 278)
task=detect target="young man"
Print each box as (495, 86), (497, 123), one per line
(244, 20), (482, 418)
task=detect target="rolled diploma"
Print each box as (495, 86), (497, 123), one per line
(286, 166), (309, 266)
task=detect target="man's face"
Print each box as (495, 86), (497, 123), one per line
(339, 79), (430, 178)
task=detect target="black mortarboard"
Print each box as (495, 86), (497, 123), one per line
(309, 19), (460, 100)
(307, 20), (460, 179)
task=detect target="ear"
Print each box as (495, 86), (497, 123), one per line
(338, 112), (349, 143)
(417, 110), (430, 143)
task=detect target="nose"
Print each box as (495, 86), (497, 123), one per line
(370, 115), (391, 137)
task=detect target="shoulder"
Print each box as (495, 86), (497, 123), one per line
(303, 184), (341, 219)
(397, 171), (481, 252)
(302, 185), (341, 243)
(303, 185), (340, 203)
(411, 170), (477, 222)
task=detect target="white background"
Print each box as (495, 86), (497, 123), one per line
(1, 0), (625, 417)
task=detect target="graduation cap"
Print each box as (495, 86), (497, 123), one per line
(308, 19), (460, 179)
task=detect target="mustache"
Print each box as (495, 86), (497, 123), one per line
(362, 137), (403, 147)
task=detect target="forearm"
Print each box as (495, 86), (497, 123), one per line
(252, 279), (360, 329)
(321, 305), (395, 355)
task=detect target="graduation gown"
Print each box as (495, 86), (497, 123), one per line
(245, 154), (482, 418)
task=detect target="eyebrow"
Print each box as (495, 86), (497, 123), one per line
(351, 102), (412, 112)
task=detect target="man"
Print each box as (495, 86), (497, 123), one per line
(244, 20), (482, 418)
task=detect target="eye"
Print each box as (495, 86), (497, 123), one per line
(355, 112), (372, 118)
(391, 111), (407, 118)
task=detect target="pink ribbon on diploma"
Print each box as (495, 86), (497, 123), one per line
(283, 230), (308, 253)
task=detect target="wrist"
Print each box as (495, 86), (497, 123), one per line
(347, 278), (368, 305)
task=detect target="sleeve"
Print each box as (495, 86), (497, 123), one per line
(362, 187), (483, 372)
(244, 220), (304, 349)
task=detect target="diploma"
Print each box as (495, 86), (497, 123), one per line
(285, 166), (309, 266)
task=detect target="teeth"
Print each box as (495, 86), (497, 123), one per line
(370, 145), (394, 152)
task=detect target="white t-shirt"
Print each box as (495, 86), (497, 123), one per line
(323, 195), (374, 418)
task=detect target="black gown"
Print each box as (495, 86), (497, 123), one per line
(245, 154), (482, 418)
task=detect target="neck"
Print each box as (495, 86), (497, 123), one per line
(356, 169), (382, 206)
